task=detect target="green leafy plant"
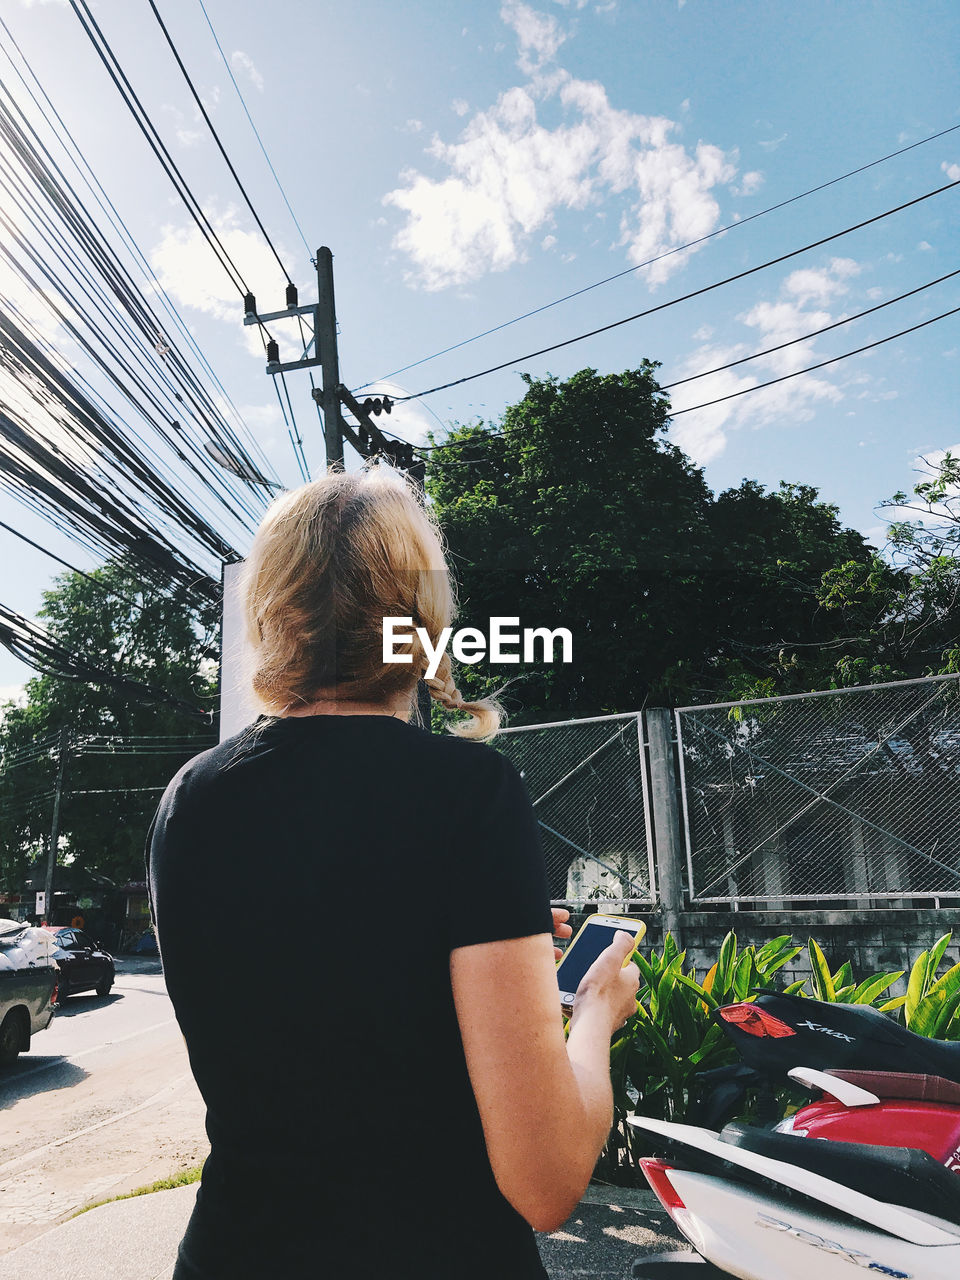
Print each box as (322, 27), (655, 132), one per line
(597, 930), (959, 1185)
(881, 933), (960, 1038)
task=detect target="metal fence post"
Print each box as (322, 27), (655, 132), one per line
(645, 707), (685, 942)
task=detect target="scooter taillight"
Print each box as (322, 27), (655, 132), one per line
(639, 1158), (686, 1216)
(719, 1003), (797, 1038)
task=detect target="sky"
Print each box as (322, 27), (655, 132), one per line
(0, 0), (958, 696)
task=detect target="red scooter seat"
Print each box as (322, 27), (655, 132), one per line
(825, 1069), (960, 1105)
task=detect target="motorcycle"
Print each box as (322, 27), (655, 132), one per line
(629, 996), (960, 1278)
(693, 991), (960, 1130)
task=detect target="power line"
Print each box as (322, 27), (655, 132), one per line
(389, 178), (959, 404)
(669, 304), (960, 417)
(69, 0), (270, 322)
(418, 306), (960, 463)
(0, 10), (277, 482)
(195, 0), (313, 263)
(0, 600), (212, 723)
(146, 0), (294, 289)
(354, 122), (960, 392)
(361, 269), (960, 456)
(659, 268), (960, 391)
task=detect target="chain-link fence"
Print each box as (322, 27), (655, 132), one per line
(676, 674), (960, 903)
(496, 713), (656, 907)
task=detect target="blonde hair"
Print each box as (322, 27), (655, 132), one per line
(239, 464), (501, 739)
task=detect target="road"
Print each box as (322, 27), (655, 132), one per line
(0, 957), (208, 1255)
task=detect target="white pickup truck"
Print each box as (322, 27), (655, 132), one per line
(0, 919), (58, 1065)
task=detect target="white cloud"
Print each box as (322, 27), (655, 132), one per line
(668, 257), (857, 463)
(942, 161), (960, 182)
(501, 1), (567, 73)
(758, 132), (787, 151)
(231, 50), (264, 93)
(917, 240), (933, 251)
(452, 99), (470, 117)
(385, 9), (738, 291)
(150, 210), (297, 358)
(541, 233), (557, 249)
(782, 256), (859, 306)
(401, 119), (424, 133)
(732, 170), (763, 198)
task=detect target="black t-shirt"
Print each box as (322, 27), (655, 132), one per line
(147, 714), (553, 1279)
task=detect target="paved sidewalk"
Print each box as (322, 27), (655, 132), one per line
(0, 1182), (682, 1279)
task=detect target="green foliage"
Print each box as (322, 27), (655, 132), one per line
(0, 559), (217, 890)
(598, 930), (957, 1184)
(427, 366), (716, 720)
(425, 367), (951, 720)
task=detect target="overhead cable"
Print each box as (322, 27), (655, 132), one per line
(194, 0), (313, 263)
(146, 0), (294, 288)
(669, 305), (960, 416)
(389, 178), (959, 403)
(354, 122), (960, 392)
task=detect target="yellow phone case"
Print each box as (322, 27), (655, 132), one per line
(556, 914), (646, 1006)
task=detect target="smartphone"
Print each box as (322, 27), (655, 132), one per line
(556, 913), (646, 1008)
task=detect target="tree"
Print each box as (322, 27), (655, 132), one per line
(701, 481), (906, 700)
(426, 366), (911, 721)
(428, 365), (715, 720)
(0, 559), (217, 892)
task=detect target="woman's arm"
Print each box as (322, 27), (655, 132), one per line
(450, 929), (638, 1232)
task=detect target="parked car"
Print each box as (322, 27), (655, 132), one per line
(43, 927), (115, 1002)
(0, 920), (58, 1066)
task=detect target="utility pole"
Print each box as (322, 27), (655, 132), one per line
(645, 708), (685, 945)
(43, 727), (70, 924)
(315, 247), (343, 471)
(244, 248), (433, 729)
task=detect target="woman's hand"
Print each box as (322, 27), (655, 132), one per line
(569, 931), (640, 1035)
(551, 907), (572, 961)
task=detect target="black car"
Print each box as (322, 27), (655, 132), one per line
(44, 927), (115, 1001)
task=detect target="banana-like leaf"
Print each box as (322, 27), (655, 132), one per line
(906, 948), (930, 1023)
(879, 994), (908, 1012)
(933, 987), (960, 1038)
(832, 961), (853, 989)
(732, 950), (755, 1001)
(833, 983), (857, 1003)
(662, 932), (680, 966)
(756, 934), (794, 962)
(783, 979), (808, 995)
(714, 932), (738, 999)
(852, 971), (904, 1004)
(702, 961), (718, 995)
(676, 971), (720, 1013)
(634, 951), (660, 996)
(929, 960), (960, 998)
(910, 987), (948, 1038)
(925, 934), (953, 989)
(757, 946), (803, 977)
(807, 937), (836, 1002)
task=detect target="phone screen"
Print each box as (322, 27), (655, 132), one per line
(556, 917), (637, 1003)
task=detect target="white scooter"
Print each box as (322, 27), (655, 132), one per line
(628, 1067), (960, 1280)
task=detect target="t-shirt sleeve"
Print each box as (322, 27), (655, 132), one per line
(446, 747), (553, 950)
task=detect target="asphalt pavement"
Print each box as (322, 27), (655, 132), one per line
(1, 952), (686, 1276)
(0, 1180), (684, 1279)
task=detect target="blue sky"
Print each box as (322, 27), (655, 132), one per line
(1, 0), (958, 694)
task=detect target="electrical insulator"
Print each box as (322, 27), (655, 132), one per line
(285, 283), (299, 309)
(382, 396), (393, 415)
(266, 339), (280, 365)
(243, 292), (257, 318)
